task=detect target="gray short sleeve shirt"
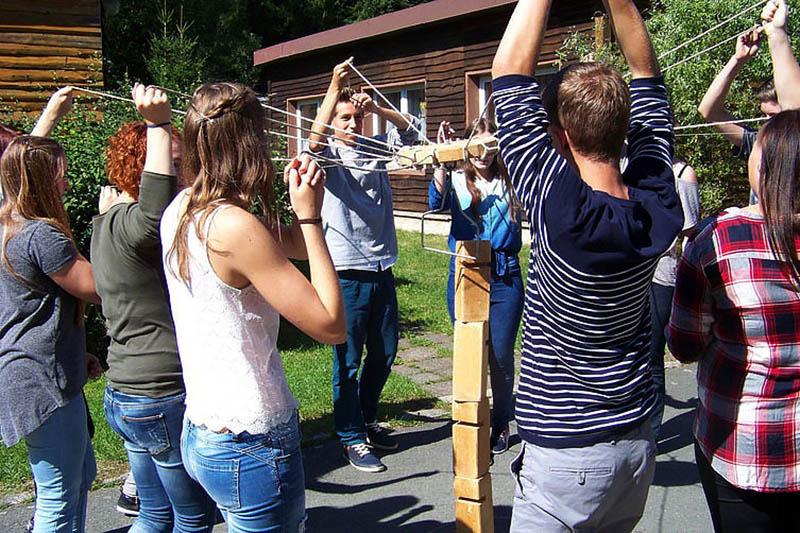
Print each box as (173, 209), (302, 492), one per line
(0, 220), (87, 446)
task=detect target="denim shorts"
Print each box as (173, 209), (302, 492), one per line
(181, 412), (306, 533)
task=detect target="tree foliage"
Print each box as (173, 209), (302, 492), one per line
(561, 0), (800, 215)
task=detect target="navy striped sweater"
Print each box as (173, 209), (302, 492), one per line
(493, 75), (683, 447)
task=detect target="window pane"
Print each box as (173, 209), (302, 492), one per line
(374, 91), (402, 134)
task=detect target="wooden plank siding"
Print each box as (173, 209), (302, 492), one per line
(0, 0), (103, 115)
(259, 1), (624, 212)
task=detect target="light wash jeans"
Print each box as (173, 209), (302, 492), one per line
(510, 420), (656, 532)
(25, 393), (96, 533)
(181, 412), (306, 533)
(103, 387), (216, 533)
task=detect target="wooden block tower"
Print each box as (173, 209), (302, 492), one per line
(452, 240), (494, 533)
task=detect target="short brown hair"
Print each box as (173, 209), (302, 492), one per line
(337, 87), (357, 105)
(755, 79), (777, 104)
(551, 63), (631, 163)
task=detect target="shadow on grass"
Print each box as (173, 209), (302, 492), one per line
(398, 316), (429, 336)
(299, 395), (442, 448)
(393, 275), (413, 287)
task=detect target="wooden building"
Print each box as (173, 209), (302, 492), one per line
(0, 0), (104, 115)
(254, 0), (632, 216)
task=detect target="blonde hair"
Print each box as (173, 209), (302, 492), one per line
(0, 136), (84, 322)
(168, 82), (276, 282)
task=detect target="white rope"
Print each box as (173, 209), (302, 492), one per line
(267, 129), (411, 166)
(657, 0), (767, 60)
(259, 100), (398, 153)
(675, 116), (768, 130)
(663, 28), (753, 73)
(266, 114), (399, 159)
(67, 86), (187, 115)
(344, 59), (433, 145)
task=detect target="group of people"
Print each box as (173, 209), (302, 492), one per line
(1, 0), (799, 532)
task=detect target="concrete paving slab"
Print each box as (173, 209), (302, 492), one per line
(0, 365), (711, 533)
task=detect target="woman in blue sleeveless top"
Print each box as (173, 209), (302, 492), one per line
(429, 118), (524, 454)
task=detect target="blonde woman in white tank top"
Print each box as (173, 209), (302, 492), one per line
(159, 82), (345, 533)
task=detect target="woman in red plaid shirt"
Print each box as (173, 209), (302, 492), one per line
(667, 5), (800, 529)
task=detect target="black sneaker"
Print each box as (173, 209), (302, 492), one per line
(366, 421), (398, 451)
(116, 489), (140, 517)
(344, 442), (387, 473)
(490, 426), (510, 455)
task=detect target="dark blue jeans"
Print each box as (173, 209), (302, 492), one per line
(333, 268), (399, 446)
(648, 281), (674, 441)
(104, 388), (216, 533)
(447, 261), (524, 431)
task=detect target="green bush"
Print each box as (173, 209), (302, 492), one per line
(560, 0), (800, 216)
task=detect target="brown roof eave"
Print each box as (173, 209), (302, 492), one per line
(253, 0), (517, 67)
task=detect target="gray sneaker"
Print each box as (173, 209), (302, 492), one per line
(344, 442), (387, 473)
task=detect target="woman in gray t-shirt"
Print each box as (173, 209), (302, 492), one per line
(0, 136), (101, 532)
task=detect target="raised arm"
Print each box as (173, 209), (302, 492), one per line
(603, 0), (659, 78)
(492, 0), (552, 78)
(698, 29), (762, 147)
(762, 0), (800, 109)
(308, 59), (352, 153)
(134, 83), (173, 177)
(30, 87), (73, 138)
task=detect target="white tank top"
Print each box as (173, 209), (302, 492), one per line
(160, 191), (298, 434)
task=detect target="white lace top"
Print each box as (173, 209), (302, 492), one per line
(160, 191), (298, 434)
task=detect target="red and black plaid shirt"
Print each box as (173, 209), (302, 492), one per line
(667, 207), (800, 492)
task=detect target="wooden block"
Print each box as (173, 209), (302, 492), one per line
(452, 422), (490, 478)
(452, 398), (489, 425)
(454, 474), (493, 502)
(453, 321), (488, 402)
(455, 498), (494, 533)
(454, 240), (491, 323)
(434, 136), (499, 164)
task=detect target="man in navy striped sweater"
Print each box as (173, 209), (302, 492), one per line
(491, 1), (684, 530)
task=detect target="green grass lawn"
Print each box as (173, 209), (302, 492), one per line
(1, 229), (502, 496)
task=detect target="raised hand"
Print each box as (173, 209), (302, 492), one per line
(762, 0), (788, 36)
(285, 153), (326, 220)
(350, 92), (377, 115)
(331, 58), (354, 91)
(30, 86), (74, 137)
(98, 186), (126, 214)
(131, 83), (171, 126)
(735, 27), (763, 61)
(437, 121), (456, 143)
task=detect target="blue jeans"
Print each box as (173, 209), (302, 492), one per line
(103, 388), (216, 533)
(25, 393), (96, 533)
(333, 269), (399, 446)
(447, 261), (524, 430)
(648, 282), (674, 441)
(181, 412), (306, 533)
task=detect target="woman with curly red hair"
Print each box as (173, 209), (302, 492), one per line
(91, 88), (215, 532)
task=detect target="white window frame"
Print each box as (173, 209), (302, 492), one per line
(372, 83), (425, 134)
(295, 98), (322, 153)
(478, 75), (493, 118)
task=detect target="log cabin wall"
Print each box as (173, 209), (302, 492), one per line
(258, 0), (638, 212)
(0, 0), (103, 115)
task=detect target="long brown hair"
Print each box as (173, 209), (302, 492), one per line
(168, 82), (276, 282)
(757, 110), (800, 287)
(0, 136), (85, 321)
(461, 118), (520, 225)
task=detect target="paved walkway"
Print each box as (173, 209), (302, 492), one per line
(0, 334), (711, 532)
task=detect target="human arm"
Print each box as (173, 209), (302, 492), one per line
(762, 0), (800, 109)
(676, 164), (700, 238)
(48, 254), (101, 304)
(697, 29), (763, 147)
(30, 87), (73, 138)
(208, 158), (345, 344)
(308, 59), (352, 153)
(666, 235), (714, 363)
(110, 84), (177, 246)
(603, 0), (659, 78)
(492, 0), (552, 79)
(352, 92), (411, 132)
